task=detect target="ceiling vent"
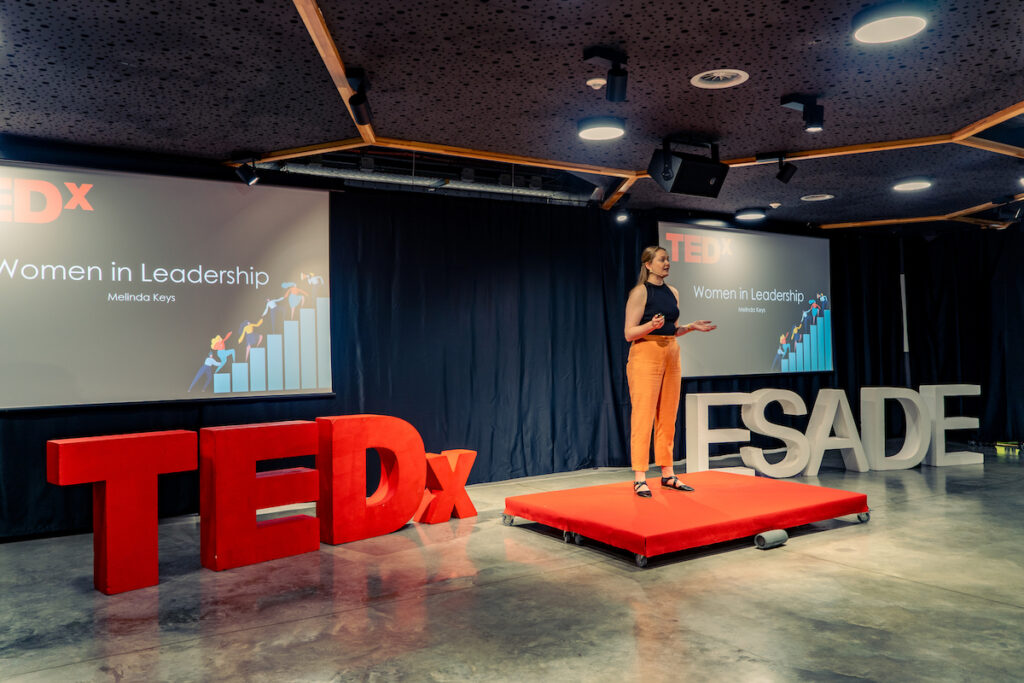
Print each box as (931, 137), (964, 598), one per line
(689, 69), (750, 90)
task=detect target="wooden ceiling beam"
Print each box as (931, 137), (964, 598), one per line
(952, 98), (1024, 140)
(819, 215), (946, 230)
(256, 138), (370, 164)
(371, 137), (638, 178)
(954, 136), (1024, 159)
(822, 191), (1024, 230)
(723, 134), (952, 167)
(292, 0), (376, 144)
(949, 216), (1012, 229)
(601, 175), (642, 210)
(945, 191), (1024, 219)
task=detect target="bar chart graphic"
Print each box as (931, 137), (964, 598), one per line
(213, 297), (332, 394)
(780, 309), (832, 372)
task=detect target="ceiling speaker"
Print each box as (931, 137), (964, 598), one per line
(647, 149), (729, 198)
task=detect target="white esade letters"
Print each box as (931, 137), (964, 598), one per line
(684, 384), (982, 477)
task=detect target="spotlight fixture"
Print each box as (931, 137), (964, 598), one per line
(346, 67), (373, 126)
(606, 64), (628, 102)
(803, 104), (824, 132)
(583, 46), (628, 102)
(349, 91), (372, 126)
(997, 205), (1023, 223)
(234, 161), (259, 186)
(893, 178), (932, 192)
(995, 201), (1023, 223)
(615, 210), (629, 223)
(781, 94), (824, 133)
(777, 159), (798, 184)
(735, 207), (767, 222)
(578, 116), (625, 141)
(852, 2), (929, 44)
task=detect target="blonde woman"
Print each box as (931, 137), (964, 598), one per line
(624, 246), (716, 497)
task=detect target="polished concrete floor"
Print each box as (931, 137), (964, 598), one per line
(2, 447), (1023, 682)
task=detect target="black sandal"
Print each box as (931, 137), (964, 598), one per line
(661, 476), (694, 492)
(634, 480), (653, 498)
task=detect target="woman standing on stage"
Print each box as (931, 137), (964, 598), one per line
(624, 246), (716, 498)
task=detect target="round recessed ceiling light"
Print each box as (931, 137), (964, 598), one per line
(691, 218), (728, 228)
(615, 211), (629, 223)
(735, 207), (767, 222)
(577, 116), (625, 141)
(801, 193), (835, 202)
(690, 68), (749, 90)
(1018, 177), (1024, 187)
(586, 77), (607, 90)
(852, 2), (928, 44)
(893, 178), (932, 192)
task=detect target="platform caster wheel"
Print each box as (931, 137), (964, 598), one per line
(634, 554), (648, 568)
(857, 512), (870, 523)
(572, 532), (583, 546)
(501, 513), (514, 526)
(563, 530), (573, 543)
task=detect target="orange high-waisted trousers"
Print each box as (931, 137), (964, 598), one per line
(626, 335), (681, 472)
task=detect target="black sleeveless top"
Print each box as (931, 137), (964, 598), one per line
(639, 281), (679, 336)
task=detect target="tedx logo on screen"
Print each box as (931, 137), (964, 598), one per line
(0, 176), (94, 224)
(664, 232), (733, 264)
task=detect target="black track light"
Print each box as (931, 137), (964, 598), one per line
(803, 104), (824, 133)
(996, 202), (1023, 223)
(781, 94), (824, 133)
(349, 91), (372, 126)
(777, 160), (797, 184)
(584, 46), (628, 102)
(234, 162), (259, 186)
(346, 67), (373, 126)
(606, 64), (628, 102)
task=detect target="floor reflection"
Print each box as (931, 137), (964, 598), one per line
(2, 447), (1023, 680)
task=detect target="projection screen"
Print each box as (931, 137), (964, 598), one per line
(659, 221), (833, 378)
(0, 161), (331, 409)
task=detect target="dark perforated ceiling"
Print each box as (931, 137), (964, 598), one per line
(0, 0), (358, 157)
(629, 144), (1024, 222)
(1, 0), (1022, 229)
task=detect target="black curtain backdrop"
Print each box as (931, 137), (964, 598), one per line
(329, 192), (649, 481)
(0, 189), (1019, 540)
(902, 227), (1024, 441)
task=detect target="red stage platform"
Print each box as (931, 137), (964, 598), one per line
(503, 471), (869, 565)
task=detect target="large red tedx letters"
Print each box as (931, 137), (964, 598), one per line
(414, 450), (478, 524)
(317, 415), (427, 545)
(199, 420), (320, 571)
(46, 430), (198, 594)
(46, 415), (475, 595)
(0, 177), (94, 223)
